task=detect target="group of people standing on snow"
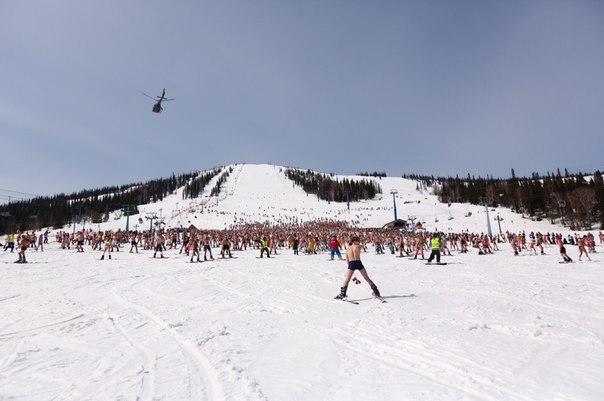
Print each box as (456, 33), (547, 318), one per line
(5, 224), (602, 263)
(1, 232), (44, 263)
(3, 224), (601, 298)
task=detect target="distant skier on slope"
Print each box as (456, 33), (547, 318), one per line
(4, 233), (15, 253)
(190, 234), (201, 262)
(16, 234), (29, 263)
(292, 236), (300, 255)
(203, 234), (214, 261)
(329, 235), (342, 260)
(335, 236), (381, 300)
(259, 236), (270, 258)
(426, 233), (441, 264)
(559, 244), (573, 263)
(412, 234), (426, 259)
(578, 235), (592, 261)
(220, 237), (232, 258)
(153, 231), (165, 258)
(100, 233), (112, 260)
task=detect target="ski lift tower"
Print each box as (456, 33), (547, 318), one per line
(390, 189), (398, 221)
(480, 197), (493, 237)
(494, 214), (503, 234)
(122, 204), (136, 232)
(558, 200), (566, 225)
(145, 212), (158, 233)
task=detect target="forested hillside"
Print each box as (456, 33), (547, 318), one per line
(408, 169), (604, 230)
(0, 168), (222, 233)
(283, 168), (382, 203)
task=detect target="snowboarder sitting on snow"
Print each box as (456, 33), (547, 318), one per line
(335, 236), (380, 300)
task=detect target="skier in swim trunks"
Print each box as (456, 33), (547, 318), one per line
(335, 236), (381, 300)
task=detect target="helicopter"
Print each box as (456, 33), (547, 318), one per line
(142, 88), (175, 113)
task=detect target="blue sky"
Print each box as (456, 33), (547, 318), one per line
(1, 0), (603, 197)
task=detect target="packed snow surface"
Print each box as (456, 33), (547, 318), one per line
(1, 245), (603, 401)
(1, 164), (603, 400)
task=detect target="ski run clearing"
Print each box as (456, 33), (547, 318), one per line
(1, 246), (603, 401)
(1, 164), (603, 401)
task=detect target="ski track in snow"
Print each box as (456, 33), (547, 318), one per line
(1, 249), (603, 401)
(110, 293), (225, 401)
(2, 164), (604, 400)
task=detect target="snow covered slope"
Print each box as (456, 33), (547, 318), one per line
(1, 243), (603, 400)
(99, 163), (567, 234)
(2, 163), (603, 401)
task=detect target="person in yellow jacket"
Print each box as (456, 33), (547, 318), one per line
(259, 236), (270, 258)
(4, 233), (15, 252)
(427, 233), (442, 264)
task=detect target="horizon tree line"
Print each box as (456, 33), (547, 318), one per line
(0, 168), (223, 234)
(283, 168), (382, 203)
(2, 167), (602, 233)
(408, 168), (604, 230)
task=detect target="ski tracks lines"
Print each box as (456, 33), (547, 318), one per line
(111, 293), (226, 401)
(0, 314), (85, 340)
(106, 312), (156, 401)
(0, 293), (22, 303)
(205, 274), (303, 315)
(329, 323), (535, 401)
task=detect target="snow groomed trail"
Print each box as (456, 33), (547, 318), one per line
(1, 244), (603, 401)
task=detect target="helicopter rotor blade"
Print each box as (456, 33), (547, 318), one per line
(141, 93), (157, 100)
(163, 98), (176, 101)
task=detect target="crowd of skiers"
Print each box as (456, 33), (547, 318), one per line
(3, 223), (602, 302)
(3, 223), (602, 265)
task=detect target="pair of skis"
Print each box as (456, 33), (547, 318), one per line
(335, 294), (386, 305)
(336, 276), (386, 304)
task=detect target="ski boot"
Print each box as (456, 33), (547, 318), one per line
(334, 286), (348, 300)
(371, 284), (381, 298)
